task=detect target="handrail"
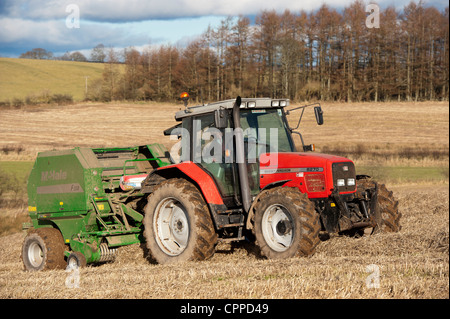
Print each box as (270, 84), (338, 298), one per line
(122, 158), (157, 175)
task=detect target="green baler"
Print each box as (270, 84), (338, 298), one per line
(22, 144), (171, 271)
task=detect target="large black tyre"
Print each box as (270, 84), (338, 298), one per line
(357, 178), (401, 233)
(21, 227), (66, 271)
(251, 186), (321, 259)
(143, 179), (218, 264)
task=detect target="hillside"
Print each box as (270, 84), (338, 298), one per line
(0, 58), (106, 101)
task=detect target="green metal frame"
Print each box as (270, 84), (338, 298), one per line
(26, 143), (171, 265)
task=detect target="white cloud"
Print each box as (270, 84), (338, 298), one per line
(4, 0), (429, 22)
(2, 0), (447, 23)
(0, 18), (67, 44)
(0, 17), (146, 50)
(0, 14), (226, 56)
(1, 0), (447, 57)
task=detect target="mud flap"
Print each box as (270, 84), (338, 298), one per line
(366, 182), (380, 227)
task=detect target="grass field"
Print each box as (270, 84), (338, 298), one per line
(357, 166), (448, 184)
(0, 100), (448, 299)
(0, 161), (33, 181)
(0, 58), (106, 101)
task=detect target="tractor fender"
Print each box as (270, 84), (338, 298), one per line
(246, 179), (291, 230)
(142, 161), (224, 206)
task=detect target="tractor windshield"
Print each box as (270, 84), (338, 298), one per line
(240, 108), (295, 155)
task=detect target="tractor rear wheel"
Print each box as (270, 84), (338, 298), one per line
(143, 179), (218, 264)
(21, 228), (66, 271)
(251, 186), (320, 259)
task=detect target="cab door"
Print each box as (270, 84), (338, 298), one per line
(191, 113), (236, 198)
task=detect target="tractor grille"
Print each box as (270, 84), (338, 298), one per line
(332, 162), (356, 193)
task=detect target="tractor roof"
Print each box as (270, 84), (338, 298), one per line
(175, 98), (290, 121)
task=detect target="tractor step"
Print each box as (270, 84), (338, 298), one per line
(217, 208), (244, 215)
(219, 236), (246, 243)
(214, 208), (245, 228)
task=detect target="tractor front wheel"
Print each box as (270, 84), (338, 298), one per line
(143, 179), (218, 264)
(251, 186), (320, 259)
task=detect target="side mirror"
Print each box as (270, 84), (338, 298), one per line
(314, 106), (324, 125)
(215, 108), (228, 129)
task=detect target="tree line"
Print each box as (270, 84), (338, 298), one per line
(21, 0), (450, 103)
(19, 44), (107, 63)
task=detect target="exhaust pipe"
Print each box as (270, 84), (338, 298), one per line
(232, 96), (251, 213)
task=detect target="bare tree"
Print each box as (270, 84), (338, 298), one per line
(70, 51), (87, 62)
(102, 48), (121, 101)
(87, 1), (449, 103)
(20, 48), (53, 60)
(90, 44), (106, 62)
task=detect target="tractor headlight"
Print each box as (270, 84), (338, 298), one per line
(247, 101), (256, 108)
(337, 179), (345, 187)
(347, 178), (355, 186)
(279, 100), (287, 107)
(271, 100), (280, 107)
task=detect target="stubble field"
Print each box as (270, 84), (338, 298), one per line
(0, 100), (448, 299)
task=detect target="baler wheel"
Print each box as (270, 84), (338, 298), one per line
(67, 251), (87, 269)
(251, 186), (320, 259)
(143, 178), (218, 264)
(21, 228), (66, 271)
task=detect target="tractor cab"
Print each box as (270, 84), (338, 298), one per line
(165, 95), (325, 209)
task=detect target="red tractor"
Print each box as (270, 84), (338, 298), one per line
(141, 96), (401, 264)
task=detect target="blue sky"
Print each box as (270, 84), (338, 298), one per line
(0, 0), (447, 58)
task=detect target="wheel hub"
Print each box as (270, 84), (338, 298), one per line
(28, 242), (44, 268)
(261, 204), (295, 252)
(276, 220), (292, 236)
(154, 198), (190, 256)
